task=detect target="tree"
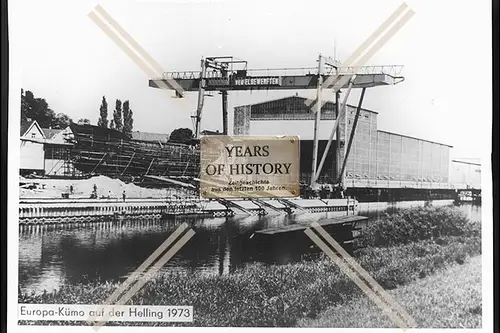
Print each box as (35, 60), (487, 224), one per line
(54, 113), (73, 128)
(21, 89), (55, 126)
(122, 100), (134, 137)
(20, 89), (73, 128)
(77, 118), (91, 125)
(169, 128), (194, 144)
(113, 99), (123, 132)
(97, 96), (108, 128)
(21, 89), (29, 124)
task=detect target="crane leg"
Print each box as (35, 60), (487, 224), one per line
(222, 90), (228, 135)
(338, 87), (366, 185)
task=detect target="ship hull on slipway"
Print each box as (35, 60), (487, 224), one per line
(69, 124), (200, 180)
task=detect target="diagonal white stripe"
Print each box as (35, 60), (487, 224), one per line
(89, 9), (190, 114)
(92, 229), (196, 330)
(305, 228), (413, 329)
(94, 5), (185, 96)
(318, 2), (409, 93)
(87, 223), (189, 324)
(311, 222), (417, 327)
(306, 3), (414, 111)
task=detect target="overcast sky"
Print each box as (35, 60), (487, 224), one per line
(10, 0), (491, 159)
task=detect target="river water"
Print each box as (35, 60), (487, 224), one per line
(18, 202), (481, 295)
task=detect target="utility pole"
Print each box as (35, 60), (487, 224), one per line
(311, 54), (323, 187)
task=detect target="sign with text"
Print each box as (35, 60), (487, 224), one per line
(233, 76), (281, 86)
(200, 135), (300, 198)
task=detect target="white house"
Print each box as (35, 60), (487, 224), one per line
(20, 120), (76, 176)
(20, 120), (46, 174)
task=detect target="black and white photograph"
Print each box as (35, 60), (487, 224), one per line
(7, 0), (494, 330)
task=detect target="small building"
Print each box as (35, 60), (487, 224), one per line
(20, 120), (46, 175)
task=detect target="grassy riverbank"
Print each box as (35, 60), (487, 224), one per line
(19, 206), (481, 327)
(299, 255), (482, 328)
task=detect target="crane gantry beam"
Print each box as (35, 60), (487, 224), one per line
(149, 69), (403, 92)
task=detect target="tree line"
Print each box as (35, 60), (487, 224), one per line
(97, 96), (134, 137)
(21, 90), (134, 138)
(21, 89), (197, 144)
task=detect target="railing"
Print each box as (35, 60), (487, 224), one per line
(160, 71), (202, 79)
(344, 179), (459, 189)
(246, 67), (317, 77)
(331, 65), (404, 76)
(156, 65), (404, 81)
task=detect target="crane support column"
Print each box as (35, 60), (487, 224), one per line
(338, 87), (366, 185)
(195, 58), (207, 138)
(221, 90), (228, 135)
(313, 79), (354, 184)
(311, 54), (323, 187)
(335, 90), (340, 182)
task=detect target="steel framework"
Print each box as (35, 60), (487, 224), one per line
(149, 55), (405, 188)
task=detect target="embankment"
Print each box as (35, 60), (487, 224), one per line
(20, 175), (192, 199)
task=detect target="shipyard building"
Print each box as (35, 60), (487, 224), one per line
(234, 96), (453, 190)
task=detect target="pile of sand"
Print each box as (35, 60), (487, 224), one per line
(19, 175), (194, 199)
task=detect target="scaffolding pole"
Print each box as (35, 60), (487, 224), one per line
(90, 152), (107, 174)
(121, 152), (136, 176)
(144, 158), (155, 176)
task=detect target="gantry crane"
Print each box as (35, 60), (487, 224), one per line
(148, 55), (405, 187)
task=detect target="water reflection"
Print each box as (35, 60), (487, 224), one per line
(19, 213), (315, 295)
(19, 203), (481, 295)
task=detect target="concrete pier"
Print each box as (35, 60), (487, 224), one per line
(18, 197), (359, 225)
(18, 198), (204, 225)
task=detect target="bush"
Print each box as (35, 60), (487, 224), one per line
(354, 236), (480, 287)
(358, 206), (481, 247)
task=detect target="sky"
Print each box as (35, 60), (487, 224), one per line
(9, 0), (492, 159)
